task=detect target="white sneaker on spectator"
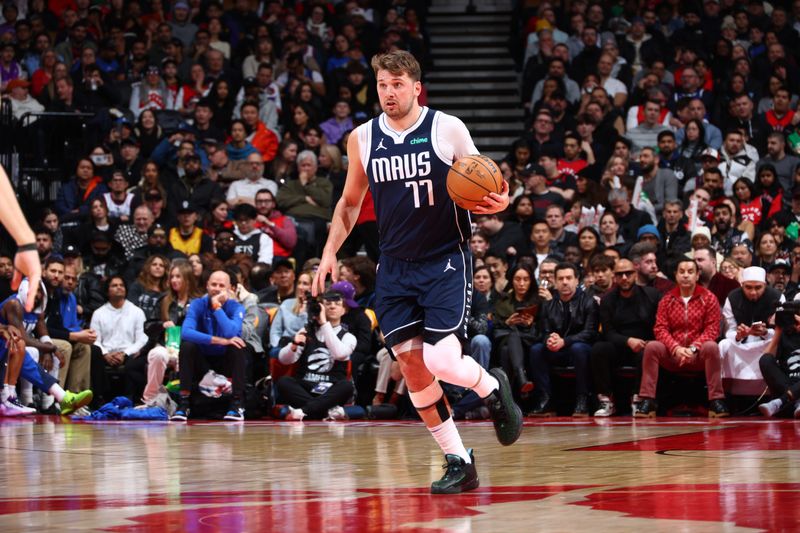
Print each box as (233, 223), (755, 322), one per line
(285, 407), (306, 421)
(0, 397), (37, 417)
(594, 396), (616, 417)
(73, 406), (92, 417)
(759, 398), (784, 418)
(325, 406), (347, 421)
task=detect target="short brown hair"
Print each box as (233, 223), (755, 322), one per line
(370, 51), (421, 81)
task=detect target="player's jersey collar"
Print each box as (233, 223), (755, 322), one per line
(378, 106), (429, 143)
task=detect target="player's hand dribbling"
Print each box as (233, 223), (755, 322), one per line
(472, 180), (510, 215)
(313, 251), (338, 297)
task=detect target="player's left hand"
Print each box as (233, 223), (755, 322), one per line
(472, 180), (510, 215)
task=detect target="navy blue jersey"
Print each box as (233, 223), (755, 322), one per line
(360, 107), (473, 261)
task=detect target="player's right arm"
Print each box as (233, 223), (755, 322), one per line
(313, 132), (369, 296)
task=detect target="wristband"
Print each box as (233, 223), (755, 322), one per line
(40, 335), (52, 345)
(17, 243), (36, 252)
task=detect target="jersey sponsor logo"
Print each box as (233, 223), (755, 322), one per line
(409, 136), (429, 145)
(376, 138), (388, 151)
(370, 151), (432, 183)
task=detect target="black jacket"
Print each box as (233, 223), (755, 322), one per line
(540, 288), (599, 346)
(599, 285), (662, 347)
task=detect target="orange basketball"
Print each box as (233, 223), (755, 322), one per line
(447, 155), (504, 211)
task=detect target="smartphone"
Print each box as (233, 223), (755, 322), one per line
(752, 321), (764, 327)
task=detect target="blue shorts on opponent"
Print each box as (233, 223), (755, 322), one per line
(375, 246), (473, 349)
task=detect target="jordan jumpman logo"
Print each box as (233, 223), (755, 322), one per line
(376, 138), (387, 151)
(444, 259), (456, 273)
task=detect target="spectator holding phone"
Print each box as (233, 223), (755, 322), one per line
(492, 264), (540, 398)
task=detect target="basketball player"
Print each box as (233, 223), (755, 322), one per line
(0, 165), (40, 312)
(314, 51), (522, 494)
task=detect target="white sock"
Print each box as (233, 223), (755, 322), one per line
(472, 367), (500, 399)
(48, 383), (66, 403)
(0, 384), (11, 403)
(422, 336), (499, 398)
(429, 418), (471, 463)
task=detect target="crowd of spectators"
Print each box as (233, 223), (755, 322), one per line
(3, 0), (800, 420)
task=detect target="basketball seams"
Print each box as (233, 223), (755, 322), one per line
(472, 155), (502, 193)
(449, 166), (493, 195)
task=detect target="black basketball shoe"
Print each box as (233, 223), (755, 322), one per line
(431, 449), (479, 494)
(485, 368), (524, 446)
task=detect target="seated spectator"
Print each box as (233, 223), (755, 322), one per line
(127, 255), (168, 325)
(630, 242), (674, 294)
(277, 288), (357, 420)
(694, 246), (741, 305)
(227, 152), (277, 207)
(268, 266), (311, 354)
(163, 152), (222, 217)
(276, 150), (333, 262)
(658, 200), (691, 262)
(475, 212), (528, 260)
(585, 254), (615, 302)
(202, 198), (233, 240)
(173, 270), (249, 421)
(636, 258), (729, 418)
(6, 79), (44, 122)
(90, 276), (148, 407)
(254, 189), (297, 261)
(114, 205), (155, 261)
(529, 262), (599, 416)
(55, 158), (109, 224)
(590, 258), (662, 417)
(76, 198), (118, 255)
(758, 304), (800, 418)
(125, 223), (185, 282)
(626, 99), (670, 152)
(104, 171), (136, 223)
(492, 264), (539, 397)
(84, 231), (127, 282)
(232, 203), (274, 266)
(544, 204), (577, 255)
(608, 187), (652, 243)
(719, 129), (757, 194)
(36, 226), (54, 264)
(320, 100), (354, 145)
(42, 257), (94, 394)
(637, 147), (678, 214)
(169, 201), (213, 256)
(757, 132), (800, 196)
(710, 203), (749, 257)
(226, 119), (259, 161)
(720, 267), (783, 395)
(239, 100), (279, 162)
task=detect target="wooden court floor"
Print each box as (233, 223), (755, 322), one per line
(1, 417), (798, 532)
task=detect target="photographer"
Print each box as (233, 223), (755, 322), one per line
(758, 301), (800, 418)
(276, 288), (356, 420)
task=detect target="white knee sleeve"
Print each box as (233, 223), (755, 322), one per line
(422, 334), (482, 389)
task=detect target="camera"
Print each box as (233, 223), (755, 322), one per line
(775, 301), (800, 329)
(305, 291), (321, 333)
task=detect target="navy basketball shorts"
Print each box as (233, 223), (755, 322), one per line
(375, 247), (473, 349)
